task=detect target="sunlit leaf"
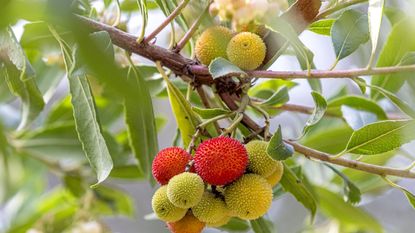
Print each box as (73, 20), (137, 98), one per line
(331, 10), (369, 61)
(342, 120), (415, 155)
(308, 19), (335, 36)
(367, 0), (385, 66)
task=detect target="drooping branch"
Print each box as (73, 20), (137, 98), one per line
(285, 140), (415, 179)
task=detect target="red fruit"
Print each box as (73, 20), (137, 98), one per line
(152, 147), (192, 185)
(194, 137), (248, 185)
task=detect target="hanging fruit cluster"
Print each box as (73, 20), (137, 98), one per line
(151, 137), (284, 232)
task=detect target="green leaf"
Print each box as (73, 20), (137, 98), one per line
(280, 163), (317, 219)
(328, 95), (387, 119)
(0, 27), (45, 129)
(250, 217), (275, 233)
(331, 10), (369, 60)
(328, 95), (387, 130)
(357, 80), (415, 118)
(192, 106), (231, 119)
(93, 185), (135, 217)
(259, 87), (289, 107)
(368, 0), (385, 66)
(302, 121), (354, 154)
(89, 31), (115, 61)
(371, 19), (415, 100)
(341, 106), (378, 130)
(308, 19), (335, 36)
(342, 120), (415, 155)
(249, 79), (297, 97)
(267, 126), (294, 161)
(325, 164), (361, 204)
(65, 48), (113, 185)
(316, 187), (383, 233)
(161, 71), (200, 148)
(124, 66), (158, 181)
(208, 58), (247, 79)
(302, 91), (327, 136)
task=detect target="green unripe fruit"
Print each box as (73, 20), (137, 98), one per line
(195, 26), (233, 65)
(245, 140), (279, 177)
(224, 174), (272, 220)
(192, 191), (229, 224)
(167, 172), (205, 208)
(265, 161), (284, 187)
(227, 32), (266, 70)
(152, 186), (187, 222)
(206, 215), (231, 227)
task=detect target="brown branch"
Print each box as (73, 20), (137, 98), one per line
(285, 140), (415, 179)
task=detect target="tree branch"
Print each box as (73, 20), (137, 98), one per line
(285, 140), (415, 179)
(76, 15), (415, 179)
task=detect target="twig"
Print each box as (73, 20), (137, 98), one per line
(264, 103), (406, 120)
(173, 2), (210, 53)
(190, 64), (415, 80)
(144, 0), (190, 43)
(285, 140), (415, 179)
(249, 103), (270, 141)
(187, 129), (201, 154)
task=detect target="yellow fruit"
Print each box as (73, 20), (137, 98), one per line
(226, 32), (266, 70)
(192, 191), (229, 224)
(167, 172), (205, 208)
(265, 161), (284, 187)
(152, 186), (187, 222)
(245, 140), (279, 177)
(206, 215), (231, 227)
(224, 174), (272, 220)
(167, 211), (206, 233)
(195, 26), (233, 65)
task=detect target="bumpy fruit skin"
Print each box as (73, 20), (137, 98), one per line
(167, 211), (205, 233)
(266, 161), (284, 187)
(194, 137), (248, 185)
(246, 140), (279, 177)
(152, 147), (192, 185)
(206, 215), (231, 227)
(224, 174), (272, 220)
(152, 186), (187, 222)
(192, 191), (229, 224)
(195, 26), (233, 65)
(227, 32), (266, 70)
(167, 172), (205, 208)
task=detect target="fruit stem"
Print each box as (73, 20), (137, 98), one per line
(249, 102), (270, 141)
(221, 113), (244, 136)
(187, 129), (201, 154)
(198, 113), (235, 129)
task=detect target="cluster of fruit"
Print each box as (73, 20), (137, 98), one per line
(195, 26), (267, 70)
(151, 137), (283, 232)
